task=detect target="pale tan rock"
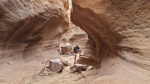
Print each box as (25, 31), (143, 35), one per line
(0, 0), (150, 84)
(71, 0), (150, 84)
(70, 64), (86, 73)
(71, 0), (150, 64)
(0, 0), (69, 61)
(59, 43), (73, 55)
(60, 22), (88, 54)
(87, 66), (94, 70)
(49, 59), (63, 73)
(0, 1), (70, 83)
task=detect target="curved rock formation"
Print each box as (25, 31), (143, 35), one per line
(0, 0), (69, 61)
(71, 0), (150, 83)
(71, 0), (150, 68)
(0, 0), (70, 83)
(0, 0), (150, 84)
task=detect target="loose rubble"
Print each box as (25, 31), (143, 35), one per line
(70, 64), (86, 73)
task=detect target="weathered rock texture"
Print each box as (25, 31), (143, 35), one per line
(0, 0), (150, 84)
(71, 0), (150, 68)
(0, 0), (70, 84)
(71, 0), (150, 84)
(0, 0), (69, 61)
(60, 22), (88, 53)
(49, 59), (63, 73)
(58, 43), (73, 55)
(70, 64), (86, 73)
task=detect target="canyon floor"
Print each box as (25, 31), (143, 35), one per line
(1, 53), (150, 84)
(30, 55), (90, 84)
(0, 0), (150, 84)
(0, 53), (93, 84)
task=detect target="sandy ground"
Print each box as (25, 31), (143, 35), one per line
(30, 55), (150, 84)
(30, 55), (89, 84)
(1, 53), (150, 84)
(0, 53), (93, 84)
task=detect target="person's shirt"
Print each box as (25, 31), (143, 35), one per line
(73, 46), (80, 53)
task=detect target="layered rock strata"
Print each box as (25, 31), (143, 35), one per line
(71, 0), (150, 68)
(0, 0), (69, 61)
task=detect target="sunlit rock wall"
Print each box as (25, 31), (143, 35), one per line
(0, 0), (69, 61)
(71, 0), (150, 69)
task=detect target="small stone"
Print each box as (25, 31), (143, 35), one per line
(70, 64), (86, 73)
(87, 66), (94, 70)
(82, 75), (86, 78)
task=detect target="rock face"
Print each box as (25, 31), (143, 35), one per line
(71, 0), (150, 84)
(0, 0), (150, 84)
(0, 1), (70, 83)
(0, 0), (69, 61)
(71, 0), (150, 68)
(60, 22), (88, 55)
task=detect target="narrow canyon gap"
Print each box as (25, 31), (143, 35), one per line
(0, 0), (150, 84)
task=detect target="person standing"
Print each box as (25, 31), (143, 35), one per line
(73, 45), (81, 64)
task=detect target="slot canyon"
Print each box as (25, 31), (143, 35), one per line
(0, 0), (150, 84)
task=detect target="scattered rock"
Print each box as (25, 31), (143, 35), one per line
(82, 75), (86, 78)
(39, 67), (53, 76)
(70, 64), (86, 73)
(7, 62), (11, 65)
(87, 66), (94, 70)
(59, 43), (73, 55)
(49, 59), (63, 73)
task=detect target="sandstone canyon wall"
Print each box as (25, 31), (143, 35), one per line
(0, 0), (70, 84)
(71, 0), (150, 69)
(60, 22), (88, 52)
(71, 0), (150, 83)
(0, 0), (150, 84)
(0, 0), (69, 62)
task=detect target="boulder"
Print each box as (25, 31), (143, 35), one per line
(49, 59), (63, 73)
(59, 43), (73, 55)
(70, 64), (86, 73)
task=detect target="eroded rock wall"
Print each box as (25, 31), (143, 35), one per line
(60, 22), (88, 53)
(71, 0), (150, 69)
(0, 0), (69, 61)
